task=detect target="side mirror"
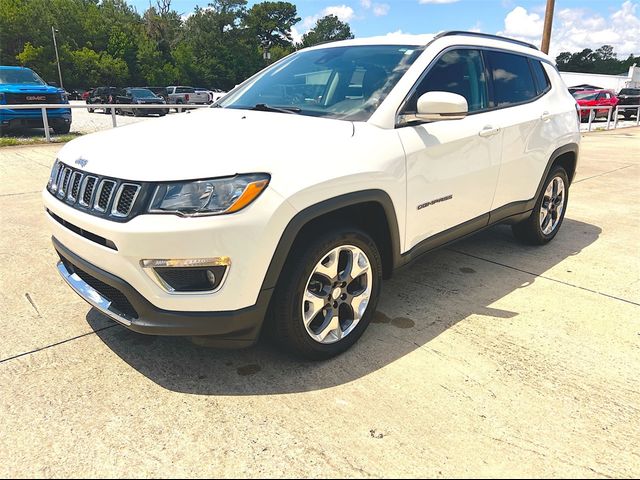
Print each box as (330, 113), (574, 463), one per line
(416, 91), (468, 122)
(48, 81), (59, 87)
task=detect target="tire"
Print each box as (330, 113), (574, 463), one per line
(512, 165), (569, 245)
(88, 107), (94, 113)
(52, 123), (71, 135)
(270, 227), (383, 360)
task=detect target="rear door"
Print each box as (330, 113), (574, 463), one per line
(488, 51), (558, 209)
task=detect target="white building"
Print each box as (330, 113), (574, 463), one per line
(560, 65), (640, 91)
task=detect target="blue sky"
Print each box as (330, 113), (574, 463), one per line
(128, 0), (640, 57)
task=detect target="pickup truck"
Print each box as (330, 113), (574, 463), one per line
(166, 86), (209, 111)
(0, 65), (71, 135)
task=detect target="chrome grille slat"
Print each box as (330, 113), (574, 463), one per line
(79, 176), (98, 207)
(93, 180), (116, 213)
(111, 183), (141, 218)
(67, 171), (83, 202)
(57, 168), (72, 198)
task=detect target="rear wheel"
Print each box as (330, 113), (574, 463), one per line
(52, 123), (71, 135)
(512, 165), (569, 245)
(271, 228), (382, 360)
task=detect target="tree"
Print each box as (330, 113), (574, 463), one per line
(245, 1), (300, 48)
(299, 14), (353, 49)
(556, 45), (638, 75)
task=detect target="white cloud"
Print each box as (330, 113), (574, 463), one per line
(373, 3), (390, 16)
(498, 1), (640, 58)
(323, 5), (356, 22)
(361, 0), (372, 8)
(419, 0), (460, 4)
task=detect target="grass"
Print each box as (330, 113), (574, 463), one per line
(0, 132), (82, 147)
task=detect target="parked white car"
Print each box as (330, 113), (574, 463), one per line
(44, 32), (580, 359)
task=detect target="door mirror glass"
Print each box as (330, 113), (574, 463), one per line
(416, 91), (468, 121)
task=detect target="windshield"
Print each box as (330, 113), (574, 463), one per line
(619, 89), (640, 95)
(0, 68), (46, 85)
(574, 92), (599, 100)
(219, 44), (425, 121)
(130, 88), (157, 98)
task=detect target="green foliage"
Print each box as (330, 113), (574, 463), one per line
(0, 0), (337, 90)
(556, 45), (639, 75)
(299, 14), (353, 49)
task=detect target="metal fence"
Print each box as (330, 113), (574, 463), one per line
(579, 104), (640, 132)
(0, 103), (211, 142)
(2, 103), (640, 142)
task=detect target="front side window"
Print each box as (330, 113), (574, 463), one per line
(219, 45), (424, 121)
(485, 50), (537, 106)
(405, 49), (489, 113)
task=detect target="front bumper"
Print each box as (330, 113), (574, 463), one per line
(0, 108), (71, 129)
(54, 237), (270, 345)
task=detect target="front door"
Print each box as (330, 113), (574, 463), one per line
(397, 48), (502, 251)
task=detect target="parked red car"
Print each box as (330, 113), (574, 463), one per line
(573, 89), (618, 122)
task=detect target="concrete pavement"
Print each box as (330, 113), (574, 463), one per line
(0, 129), (639, 477)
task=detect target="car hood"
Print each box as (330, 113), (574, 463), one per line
(0, 83), (62, 94)
(57, 108), (355, 181)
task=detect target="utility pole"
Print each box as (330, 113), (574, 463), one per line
(51, 26), (64, 89)
(541, 0), (555, 54)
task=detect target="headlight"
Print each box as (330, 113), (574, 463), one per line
(148, 173), (270, 216)
(61, 92), (68, 102)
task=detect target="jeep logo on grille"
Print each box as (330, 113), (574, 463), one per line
(25, 95), (46, 101)
(75, 158), (88, 168)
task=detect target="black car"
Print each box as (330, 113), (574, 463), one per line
(115, 87), (168, 117)
(617, 88), (640, 119)
(87, 87), (118, 113)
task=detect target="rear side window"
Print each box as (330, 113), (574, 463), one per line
(530, 60), (551, 95)
(485, 50), (537, 107)
(176, 87), (195, 94)
(408, 49), (489, 113)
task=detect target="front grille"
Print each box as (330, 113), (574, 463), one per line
(48, 162), (145, 222)
(5, 93), (62, 104)
(63, 259), (138, 319)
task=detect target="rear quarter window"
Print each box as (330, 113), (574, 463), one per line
(530, 60), (551, 96)
(485, 50), (537, 107)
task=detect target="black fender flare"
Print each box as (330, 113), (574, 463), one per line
(259, 189), (403, 291)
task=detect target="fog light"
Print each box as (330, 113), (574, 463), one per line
(141, 258), (230, 293)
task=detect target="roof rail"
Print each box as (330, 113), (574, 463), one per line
(433, 31), (539, 51)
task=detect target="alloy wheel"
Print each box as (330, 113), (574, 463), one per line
(301, 245), (373, 344)
(540, 176), (566, 235)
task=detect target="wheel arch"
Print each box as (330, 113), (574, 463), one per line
(260, 190), (402, 292)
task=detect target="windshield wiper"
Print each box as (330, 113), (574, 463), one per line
(251, 103), (301, 114)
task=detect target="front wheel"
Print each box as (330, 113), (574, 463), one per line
(52, 123), (71, 135)
(512, 165), (569, 245)
(270, 228), (383, 360)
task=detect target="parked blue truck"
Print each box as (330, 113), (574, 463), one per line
(0, 66), (71, 135)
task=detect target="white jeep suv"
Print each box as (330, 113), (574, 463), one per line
(44, 32), (580, 359)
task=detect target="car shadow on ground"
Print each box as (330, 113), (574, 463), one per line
(87, 218), (601, 396)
